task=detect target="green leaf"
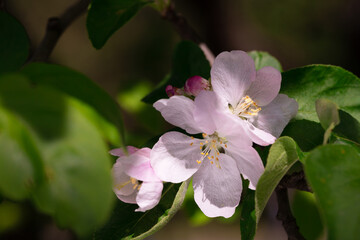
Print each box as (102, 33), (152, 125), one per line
(315, 99), (340, 144)
(87, 0), (150, 49)
(304, 144), (360, 240)
(248, 51), (283, 71)
(333, 110), (360, 143)
(291, 191), (324, 240)
(94, 181), (189, 240)
(255, 137), (301, 225)
(282, 120), (324, 152)
(0, 107), (45, 200)
(0, 74), (114, 236)
(281, 65), (360, 122)
(142, 41), (211, 104)
(20, 63), (124, 146)
(0, 11), (29, 73)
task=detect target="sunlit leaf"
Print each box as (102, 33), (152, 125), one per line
(248, 51), (282, 72)
(305, 144), (360, 240)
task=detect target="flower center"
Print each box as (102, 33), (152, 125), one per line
(189, 132), (228, 168)
(230, 95), (261, 119)
(116, 177), (142, 191)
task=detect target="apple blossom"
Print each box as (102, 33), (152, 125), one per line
(110, 146), (163, 212)
(211, 50), (298, 145)
(151, 91), (264, 218)
(184, 75), (210, 96)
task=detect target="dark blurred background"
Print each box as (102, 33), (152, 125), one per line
(2, 0), (358, 239)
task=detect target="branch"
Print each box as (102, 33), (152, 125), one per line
(29, 0), (90, 62)
(275, 187), (305, 240)
(278, 171), (312, 192)
(161, 2), (214, 65)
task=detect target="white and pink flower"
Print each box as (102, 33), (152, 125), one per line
(110, 146), (163, 212)
(151, 91), (264, 218)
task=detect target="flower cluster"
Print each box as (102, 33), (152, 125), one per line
(111, 50), (298, 217)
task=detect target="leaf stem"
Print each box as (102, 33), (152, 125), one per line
(278, 171), (312, 192)
(29, 0), (90, 62)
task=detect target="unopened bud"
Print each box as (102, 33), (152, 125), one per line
(165, 85), (184, 97)
(184, 76), (210, 96)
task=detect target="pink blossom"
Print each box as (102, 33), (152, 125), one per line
(211, 50), (298, 145)
(152, 91), (264, 218)
(110, 147), (163, 212)
(165, 85), (184, 97)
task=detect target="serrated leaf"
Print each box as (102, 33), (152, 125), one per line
(142, 41), (211, 104)
(87, 0), (150, 49)
(304, 144), (360, 240)
(255, 137), (302, 225)
(21, 63), (124, 146)
(0, 11), (29, 73)
(0, 74), (114, 236)
(248, 51), (282, 72)
(281, 65), (360, 122)
(94, 180), (189, 240)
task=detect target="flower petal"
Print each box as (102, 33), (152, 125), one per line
(211, 51), (256, 107)
(154, 96), (201, 134)
(151, 131), (202, 183)
(193, 153), (242, 218)
(246, 66), (281, 106)
(226, 144), (264, 190)
(251, 94), (298, 138)
(121, 149), (160, 182)
(112, 161), (136, 198)
(109, 146), (139, 157)
(135, 181), (163, 212)
(117, 190), (138, 204)
(242, 120), (276, 146)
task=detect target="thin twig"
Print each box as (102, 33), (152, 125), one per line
(276, 187), (305, 240)
(29, 0), (90, 62)
(278, 171), (312, 192)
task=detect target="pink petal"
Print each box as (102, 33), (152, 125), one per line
(153, 96), (201, 134)
(135, 181), (163, 212)
(251, 94), (298, 138)
(193, 153), (242, 218)
(211, 51), (256, 107)
(109, 146), (139, 157)
(112, 161), (137, 201)
(150, 131), (202, 183)
(117, 191), (138, 204)
(184, 76), (210, 96)
(242, 120), (276, 146)
(225, 145), (264, 189)
(246, 66), (281, 106)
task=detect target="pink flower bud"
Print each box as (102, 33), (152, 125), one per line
(165, 85), (184, 97)
(184, 76), (210, 96)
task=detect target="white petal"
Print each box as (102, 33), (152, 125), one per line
(121, 148), (160, 182)
(251, 94), (298, 138)
(135, 182), (163, 212)
(211, 51), (256, 107)
(150, 131), (202, 183)
(226, 145), (264, 190)
(117, 190), (138, 204)
(109, 146), (139, 157)
(246, 66), (281, 106)
(112, 161), (136, 197)
(153, 96), (201, 134)
(193, 154), (242, 218)
(242, 120), (276, 146)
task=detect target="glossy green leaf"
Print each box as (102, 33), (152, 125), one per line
(21, 63), (124, 146)
(0, 106), (44, 200)
(87, 0), (150, 49)
(95, 181), (189, 240)
(291, 191), (324, 240)
(333, 110), (360, 143)
(0, 74), (114, 236)
(304, 144), (360, 240)
(0, 11), (29, 73)
(248, 51), (282, 72)
(142, 41), (211, 104)
(255, 137), (301, 225)
(282, 120), (324, 152)
(281, 65), (360, 122)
